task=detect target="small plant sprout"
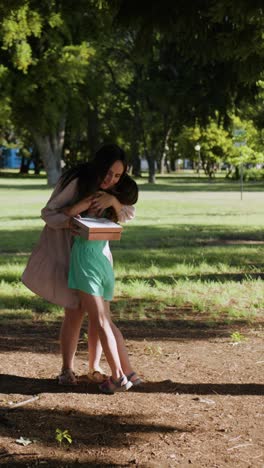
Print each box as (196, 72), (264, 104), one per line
(230, 331), (247, 343)
(83, 332), (88, 342)
(55, 428), (72, 446)
(143, 341), (163, 356)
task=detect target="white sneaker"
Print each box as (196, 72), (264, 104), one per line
(99, 375), (133, 394)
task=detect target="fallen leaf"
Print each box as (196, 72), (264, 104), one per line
(15, 436), (33, 446)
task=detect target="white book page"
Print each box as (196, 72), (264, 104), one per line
(74, 217), (121, 229)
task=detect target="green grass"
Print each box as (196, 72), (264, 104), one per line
(0, 172), (263, 326)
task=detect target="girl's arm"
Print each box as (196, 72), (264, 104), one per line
(89, 192), (135, 222)
(117, 205), (135, 222)
(89, 192), (120, 217)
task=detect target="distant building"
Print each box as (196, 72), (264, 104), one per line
(0, 148), (21, 168)
(140, 158), (149, 171)
(0, 147), (34, 170)
(140, 157), (192, 172)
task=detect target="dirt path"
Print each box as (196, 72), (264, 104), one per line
(0, 317), (263, 467)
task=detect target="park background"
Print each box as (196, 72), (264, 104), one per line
(0, 1), (264, 467)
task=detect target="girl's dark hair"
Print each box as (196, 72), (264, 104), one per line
(59, 144), (128, 201)
(110, 173), (138, 205)
(104, 173), (138, 221)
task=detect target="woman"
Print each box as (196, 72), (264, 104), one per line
(22, 144), (140, 391)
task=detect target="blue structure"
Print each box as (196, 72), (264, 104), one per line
(1, 148), (21, 169)
(0, 147), (34, 169)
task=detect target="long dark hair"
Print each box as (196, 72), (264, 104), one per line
(59, 144), (138, 210)
(59, 144), (127, 200)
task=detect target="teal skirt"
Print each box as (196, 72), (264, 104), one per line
(68, 237), (115, 301)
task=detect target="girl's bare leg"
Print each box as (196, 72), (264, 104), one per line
(105, 302), (137, 379)
(80, 292), (124, 381)
(60, 307), (85, 370)
(105, 302), (132, 374)
(88, 318), (103, 371)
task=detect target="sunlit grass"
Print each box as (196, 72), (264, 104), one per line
(0, 173), (263, 325)
(114, 277), (263, 320)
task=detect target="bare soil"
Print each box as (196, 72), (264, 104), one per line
(0, 310), (263, 467)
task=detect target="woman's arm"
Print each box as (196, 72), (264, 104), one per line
(41, 179), (78, 229)
(62, 196), (93, 217)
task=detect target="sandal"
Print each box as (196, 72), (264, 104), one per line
(99, 375), (133, 394)
(57, 368), (77, 385)
(88, 368), (108, 384)
(127, 371), (142, 387)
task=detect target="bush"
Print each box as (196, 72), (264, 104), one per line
(243, 167), (264, 181)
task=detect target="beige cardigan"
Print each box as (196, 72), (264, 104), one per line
(22, 178), (135, 309)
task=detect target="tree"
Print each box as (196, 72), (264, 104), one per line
(0, 1), (107, 185)
(228, 115), (264, 177)
(2, 1), (264, 184)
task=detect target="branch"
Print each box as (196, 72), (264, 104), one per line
(104, 62), (134, 98)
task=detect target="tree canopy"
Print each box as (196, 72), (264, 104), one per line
(1, 0), (264, 184)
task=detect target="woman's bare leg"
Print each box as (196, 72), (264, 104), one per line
(80, 292), (124, 381)
(60, 307), (85, 370)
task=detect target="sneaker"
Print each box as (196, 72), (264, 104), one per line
(57, 368), (77, 385)
(127, 371), (142, 387)
(99, 375), (133, 394)
(88, 368), (108, 383)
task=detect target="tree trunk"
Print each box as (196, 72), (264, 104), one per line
(171, 158), (176, 171)
(160, 127), (171, 174)
(31, 145), (41, 175)
(131, 153), (141, 177)
(146, 153), (156, 183)
(131, 128), (141, 176)
(19, 155), (30, 174)
(32, 118), (66, 186)
(131, 109), (142, 177)
(87, 103), (99, 157)
(36, 135), (61, 186)
(234, 165), (240, 180)
(142, 127), (156, 183)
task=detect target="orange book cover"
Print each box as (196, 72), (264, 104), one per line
(73, 217), (123, 240)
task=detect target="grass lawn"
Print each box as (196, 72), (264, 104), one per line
(0, 172), (263, 325)
(1, 171), (263, 468)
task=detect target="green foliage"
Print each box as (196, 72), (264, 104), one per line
(1, 5), (42, 71)
(176, 110), (264, 178)
(55, 428), (72, 446)
(1, 1), (264, 183)
(177, 117), (234, 177)
(0, 1), (108, 139)
(230, 332), (247, 343)
(243, 167), (264, 181)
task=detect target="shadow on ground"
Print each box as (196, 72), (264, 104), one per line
(0, 404), (183, 466)
(1, 223), (264, 255)
(0, 374), (263, 396)
(0, 313), (257, 355)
